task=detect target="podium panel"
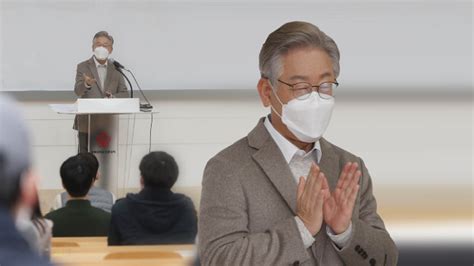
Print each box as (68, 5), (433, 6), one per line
(50, 99), (148, 194)
(77, 98), (139, 114)
(88, 114), (119, 191)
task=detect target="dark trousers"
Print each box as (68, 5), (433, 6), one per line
(78, 132), (89, 153)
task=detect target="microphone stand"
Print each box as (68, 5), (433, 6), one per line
(113, 61), (152, 111)
(116, 68), (134, 98)
(123, 69), (152, 110)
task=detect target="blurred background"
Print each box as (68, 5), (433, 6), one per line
(1, 0), (472, 265)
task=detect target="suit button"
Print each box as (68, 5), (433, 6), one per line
(363, 253), (368, 260)
(293, 261), (300, 266)
(355, 245), (361, 252)
(370, 258), (376, 265)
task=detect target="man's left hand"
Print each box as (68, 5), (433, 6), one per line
(105, 91), (115, 98)
(322, 162), (361, 234)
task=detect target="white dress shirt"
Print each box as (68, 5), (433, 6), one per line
(85, 57), (108, 92)
(263, 117), (352, 249)
(93, 56), (108, 91)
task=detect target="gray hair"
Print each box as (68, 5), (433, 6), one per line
(259, 21), (340, 86)
(93, 31), (114, 45)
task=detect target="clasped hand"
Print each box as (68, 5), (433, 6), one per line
(296, 162), (361, 236)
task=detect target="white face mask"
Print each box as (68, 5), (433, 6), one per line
(271, 90), (335, 143)
(93, 46), (109, 60)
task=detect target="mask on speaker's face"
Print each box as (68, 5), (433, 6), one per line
(271, 90), (335, 143)
(93, 46), (109, 60)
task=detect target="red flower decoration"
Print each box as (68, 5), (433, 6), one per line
(96, 131), (111, 148)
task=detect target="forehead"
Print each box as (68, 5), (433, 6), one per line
(93, 36), (112, 45)
(280, 47), (334, 81)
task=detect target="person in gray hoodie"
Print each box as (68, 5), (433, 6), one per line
(108, 151), (197, 245)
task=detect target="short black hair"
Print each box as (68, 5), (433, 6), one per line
(139, 151), (179, 189)
(60, 154), (95, 197)
(80, 152), (99, 178)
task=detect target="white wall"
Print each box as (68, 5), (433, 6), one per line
(10, 91), (472, 190)
(1, 0), (471, 92)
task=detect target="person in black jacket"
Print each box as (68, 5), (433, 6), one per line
(45, 154), (110, 237)
(108, 151), (197, 245)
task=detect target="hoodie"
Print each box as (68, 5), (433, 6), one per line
(108, 187), (197, 245)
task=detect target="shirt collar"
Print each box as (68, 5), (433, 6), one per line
(93, 56), (108, 68)
(263, 116), (321, 164)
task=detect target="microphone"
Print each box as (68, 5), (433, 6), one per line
(110, 58), (126, 70)
(109, 58), (153, 110)
(109, 58), (133, 98)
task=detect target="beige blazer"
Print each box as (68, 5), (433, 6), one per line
(199, 118), (398, 266)
(73, 57), (129, 132)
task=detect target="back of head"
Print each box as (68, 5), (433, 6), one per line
(259, 21), (340, 85)
(80, 152), (99, 178)
(0, 95), (31, 209)
(60, 154), (95, 198)
(140, 151), (179, 189)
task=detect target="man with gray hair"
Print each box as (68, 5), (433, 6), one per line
(199, 21), (398, 265)
(0, 95), (53, 266)
(74, 31), (129, 152)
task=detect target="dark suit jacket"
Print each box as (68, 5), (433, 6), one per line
(198, 117), (398, 266)
(0, 207), (53, 266)
(45, 199), (110, 237)
(73, 57), (129, 132)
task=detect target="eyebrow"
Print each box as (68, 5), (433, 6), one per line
(288, 72), (333, 82)
(288, 75), (310, 81)
(94, 41), (112, 45)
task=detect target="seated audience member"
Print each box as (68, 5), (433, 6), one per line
(0, 95), (53, 266)
(108, 151), (197, 245)
(16, 196), (53, 258)
(51, 152), (115, 212)
(45, 154), (110, 236)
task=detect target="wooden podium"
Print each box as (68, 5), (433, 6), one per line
(50, 98), (143, 193)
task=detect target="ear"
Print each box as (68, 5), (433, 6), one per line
(90, 177), (95, 189)
(140, 177), (144, 188)
(257, 78), (273, 107)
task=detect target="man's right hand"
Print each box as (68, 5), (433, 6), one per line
(83, 73), (96, 86)
(296, 163), (328, 236)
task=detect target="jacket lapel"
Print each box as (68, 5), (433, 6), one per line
(311, 138), (342, 263)
(104, 60), (114, 93)
(249, 118), (298, 214)
(318, 138), (341, 191)
(87, 57), (104, 97)
(248, 119), (345, 263)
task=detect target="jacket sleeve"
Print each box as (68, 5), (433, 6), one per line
(74, 63), (90, 97)
(198, 157), (311, 266)
(113, 70), (129, 98)
(337, 159), (399, 266)
(107, 207), (122, 246)
(185, 197), (198, 243)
